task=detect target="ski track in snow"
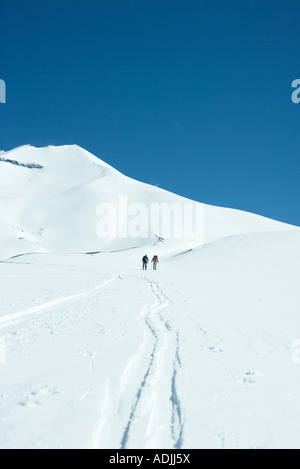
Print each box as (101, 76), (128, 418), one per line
(90, 274), (185, 450)
(0, 266), (185, 450)
(0, 273), (127, 329)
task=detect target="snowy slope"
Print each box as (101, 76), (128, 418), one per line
(0, 230), (299, 449)
(0, 145), (297, 260)
(0, 144), (299, 449)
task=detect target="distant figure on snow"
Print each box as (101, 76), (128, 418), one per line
(142, 255), (149, 270)
(152, 255), (159, 270)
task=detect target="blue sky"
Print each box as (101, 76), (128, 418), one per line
(1, 0), (299, 226)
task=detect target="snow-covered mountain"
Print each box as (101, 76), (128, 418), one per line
(0, 144), (299, 449)
(0, 144), (297, 260)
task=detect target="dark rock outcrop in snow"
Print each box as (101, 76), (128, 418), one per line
(0, 157), (44, 169)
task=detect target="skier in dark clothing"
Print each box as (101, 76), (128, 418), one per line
(142, 255), (149, 270)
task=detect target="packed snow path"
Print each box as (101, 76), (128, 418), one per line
(0, 275), (121, 329)
(91, 276), (183, 449)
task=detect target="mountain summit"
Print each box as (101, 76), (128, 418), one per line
(0, 145), (297, 260)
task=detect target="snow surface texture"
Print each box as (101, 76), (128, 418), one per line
(0, 145), (299, 449)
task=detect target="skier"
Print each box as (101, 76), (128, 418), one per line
(142, 255), (149, 270)
(152, 255), (159, 270)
